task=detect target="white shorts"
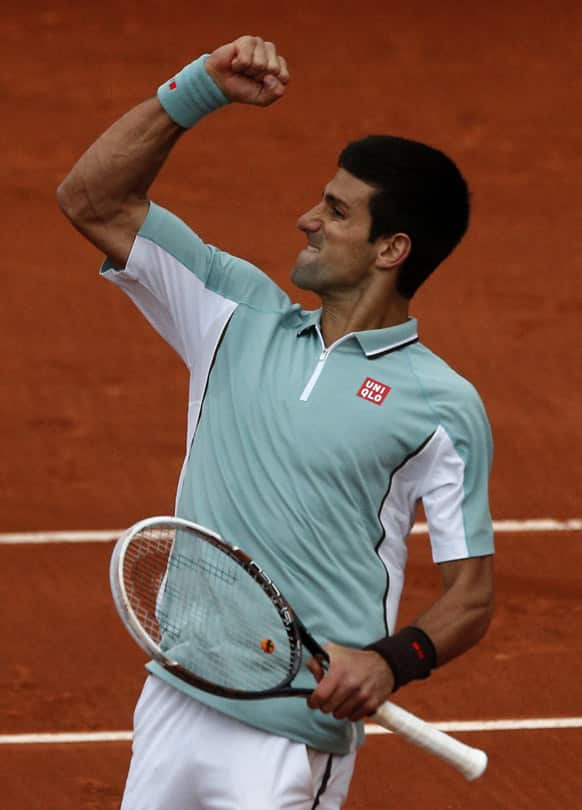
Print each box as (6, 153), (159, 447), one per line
(121, 676), (357, 810)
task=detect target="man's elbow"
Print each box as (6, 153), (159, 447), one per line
(56, 176), (88, 225)
(469, 589), (495, 647)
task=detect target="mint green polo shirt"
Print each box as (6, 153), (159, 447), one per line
(102, 202), (494, 754)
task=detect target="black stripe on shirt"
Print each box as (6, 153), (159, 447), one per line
(374, 430), (436, 635)
(189, 312), (235, 451)
(367, 337), (419, 359)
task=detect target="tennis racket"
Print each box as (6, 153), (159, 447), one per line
(110, 516), (487, 781)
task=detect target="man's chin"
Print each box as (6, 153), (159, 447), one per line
(291, 264), (319, 291)
(291, 252), (324, 289)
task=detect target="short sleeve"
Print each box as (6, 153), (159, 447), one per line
(100, 202), (289, 369)
(417, 385), (494, 562)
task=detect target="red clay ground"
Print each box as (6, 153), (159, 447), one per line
(2, 533), (582, 808)
(2, 1), (582, 808)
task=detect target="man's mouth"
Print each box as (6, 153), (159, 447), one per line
(306, 243), (320, 252)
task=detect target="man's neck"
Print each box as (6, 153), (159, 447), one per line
(319, 288), (410, 346)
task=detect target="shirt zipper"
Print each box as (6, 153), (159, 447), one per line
(299, 329), (353, 402)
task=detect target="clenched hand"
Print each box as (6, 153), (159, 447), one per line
(307, 643), (395, 722)
(206, 35), (289, 107)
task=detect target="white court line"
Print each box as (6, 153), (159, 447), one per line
(0, 731), (133, 745)
(412, 518), (582, 534)
(0, 529), (121, 545)
(1, 519), (582, 545)
(2, 717), (582, 745)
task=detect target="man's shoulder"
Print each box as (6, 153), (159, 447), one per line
(407, 342), (493, 462)
(208, 247), (291, 310)
(137, 202), (292, 311)
(408, 341), (487, 419)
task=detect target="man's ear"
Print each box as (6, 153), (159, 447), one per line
(376, 233), (411, 269)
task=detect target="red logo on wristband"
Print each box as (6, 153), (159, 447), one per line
(412, 641), (425, 660)
(169, 80), (177, 91)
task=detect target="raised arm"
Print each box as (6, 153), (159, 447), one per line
(56, 36), (289, 267)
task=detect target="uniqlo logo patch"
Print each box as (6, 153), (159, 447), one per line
(357, 377), (391, 406)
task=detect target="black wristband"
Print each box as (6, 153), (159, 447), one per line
(364, 626), (437, 692)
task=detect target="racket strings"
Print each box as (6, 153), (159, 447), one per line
(124, 533), (169, 644)
(123, 525), (296, 692)
(169, 549), (237, 585)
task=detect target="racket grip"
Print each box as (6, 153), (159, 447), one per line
(372, 701), (488, 781)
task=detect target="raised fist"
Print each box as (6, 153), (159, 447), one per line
(205, 35), (289, 107)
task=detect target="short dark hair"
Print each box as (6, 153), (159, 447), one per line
(338, 135), (470, 298)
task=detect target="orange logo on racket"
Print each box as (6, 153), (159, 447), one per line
(260, 638), (276, 654)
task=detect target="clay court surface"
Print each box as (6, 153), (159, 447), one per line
(2, 1), (581, 808)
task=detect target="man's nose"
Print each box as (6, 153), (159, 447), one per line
(297, 203), (323, 233)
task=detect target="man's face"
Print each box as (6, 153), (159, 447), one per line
(292, 169), (379, 295)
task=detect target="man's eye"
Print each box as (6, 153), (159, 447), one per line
(322, 196), (346, 218)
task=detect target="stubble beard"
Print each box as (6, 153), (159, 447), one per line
(291, 248), (326, 293)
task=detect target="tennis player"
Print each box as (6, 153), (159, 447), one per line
(58, 35), (495, 810)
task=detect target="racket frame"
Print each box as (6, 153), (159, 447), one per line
(110, 516), (327, 699)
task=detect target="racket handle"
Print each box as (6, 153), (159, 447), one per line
(372, 701), (488, 781)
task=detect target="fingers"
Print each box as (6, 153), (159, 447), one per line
(327, 691), (378, 723)
(309, 674), (378, 722)
(307, 670), (350, 714)
(306, 656), (326, 683)
(207, 35), (289, 107)
(307, 647), (393, 722)
(265, 42), (290, 85)
(231, 36), (289, 86)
